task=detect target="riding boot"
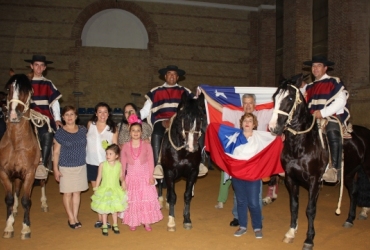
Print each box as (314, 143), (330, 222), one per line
(40, 132), (54, 172)
(152, 134), (164, 179)
(323, 125), (342, 183)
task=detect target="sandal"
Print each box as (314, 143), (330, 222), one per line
(112, 225), (120, 234)
(102, 225), (108, 236)
(68, 221), (77, 229)
(75, 222), (82, 228)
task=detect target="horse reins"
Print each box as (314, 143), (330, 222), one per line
(168, 114), (202, 151)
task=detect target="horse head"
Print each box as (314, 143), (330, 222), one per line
(269, 73), (309, 135)
(171, 92), (204, 153)
(5, 74), (33, 122)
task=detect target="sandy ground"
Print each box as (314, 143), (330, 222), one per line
(0, 167), (369, 250)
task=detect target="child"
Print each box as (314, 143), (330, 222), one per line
(120, 114), (163, 231)
(91, 144), (127, 236)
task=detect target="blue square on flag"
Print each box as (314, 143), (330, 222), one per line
(218, 124), (247, 154)
(201, 85), (241, 107)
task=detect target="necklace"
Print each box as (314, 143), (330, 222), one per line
(130, 140), (142, 160)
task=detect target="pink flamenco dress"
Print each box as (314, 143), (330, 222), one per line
(120, 141), (163, 227)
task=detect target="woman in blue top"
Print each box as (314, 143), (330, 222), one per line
(53, 105), (88, 229)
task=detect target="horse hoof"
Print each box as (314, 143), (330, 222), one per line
(358, 215), (367, 220)
(283, 237), (294, 243)
(183, 223), (192, 230)
(21, 232), (31, 240)
(302, 243), (313, 250)
(3, 231), (14, 238)
(342, 221), (353, 228)
(167, 226), (176, 232)
(41, 207), (49, 212)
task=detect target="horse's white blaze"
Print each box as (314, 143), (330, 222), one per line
(4, 214), (14, 231)
(269, 90), (288, 131)
(187, 120), (196, 152)
(10, 82), (19, 120)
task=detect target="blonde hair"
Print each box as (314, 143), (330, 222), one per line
(239, 113), (258, 130)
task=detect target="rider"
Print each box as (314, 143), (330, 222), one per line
(301, 55), (350, 183)
(24, 55), (62, 172)
(140, 65), (208, 178)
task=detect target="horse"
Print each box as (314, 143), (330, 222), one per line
(268, 74), (370, 250)
(0, 74), (41, 239)
(159, 92), (204, 231)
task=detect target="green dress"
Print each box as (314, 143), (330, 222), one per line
(91, 161), (127, 214)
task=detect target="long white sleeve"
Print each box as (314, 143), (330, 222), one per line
(52, 100), (61, 121)
(320, 90), (347, 118)
(140, 99), (152, 119)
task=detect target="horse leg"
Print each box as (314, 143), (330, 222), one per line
(2, 176), (15, 238)
(183, 178), (195, 230)
(20, 176), (33, 240)
(302, 182), (321, 250)
(12, 179), (22, 216)
(166, 179), (176, 232)
(358, 207), (369, 220)
(283, 177), (299, 244)
(343, 178), (357, 227)
(40, 179), (48, 212)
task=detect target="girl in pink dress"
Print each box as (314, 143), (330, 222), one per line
(120, 115), (163, 231)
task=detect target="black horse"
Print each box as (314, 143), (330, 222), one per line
(268, 75), (370, 250)
(160, 92), (204, 231)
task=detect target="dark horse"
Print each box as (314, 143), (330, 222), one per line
(0, 74), (41, 239)
(268, 75), (370, 250)
(160, 92), (204, 231)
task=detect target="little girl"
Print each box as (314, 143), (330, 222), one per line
(120, 114), (163, 231)
(91, 144), (127, 236)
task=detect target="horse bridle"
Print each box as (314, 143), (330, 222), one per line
(168, 114), (202, 151)
(273, 84), (315, 135)
(6, 82), (32, 114)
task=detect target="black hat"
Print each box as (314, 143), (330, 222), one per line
(158, 65), (185, 76)
(24, 55), (53, 64)
(303, 56), (334, 66)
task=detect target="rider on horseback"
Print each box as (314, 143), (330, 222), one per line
(301, 56), (350, 183)
(24, 55), (62, 173)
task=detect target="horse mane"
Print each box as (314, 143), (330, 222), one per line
(6, 74), (33, 94)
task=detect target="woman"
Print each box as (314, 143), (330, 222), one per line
(232, 113), (264, 239)
(117, 102), (152, 147)
(86, 102), (118, 228)
(53, 106), (88, 229)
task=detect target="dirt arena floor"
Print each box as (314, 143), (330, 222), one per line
(0, 167), (369, 250)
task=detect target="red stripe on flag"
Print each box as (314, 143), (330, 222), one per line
(205, 123), (284, 180)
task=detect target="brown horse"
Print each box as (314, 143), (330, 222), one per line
(0, 74), (40, 239)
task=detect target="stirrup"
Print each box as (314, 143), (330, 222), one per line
(322, 168), (338, 183)
(198, 163), (208, 177)
(153, 164), (164, 179)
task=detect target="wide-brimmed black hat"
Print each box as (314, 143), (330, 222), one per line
(158, 65), (185, 76)
(303, 55), (334, 66)
(24, 55), (53, 64)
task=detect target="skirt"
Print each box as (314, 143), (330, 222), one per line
(59, 165), (88, 193)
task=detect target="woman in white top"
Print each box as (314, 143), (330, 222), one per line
(86, 102), (118, 228)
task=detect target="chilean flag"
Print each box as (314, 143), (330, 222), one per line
(200, 85), (277, 126)
(201, 85), (284, 180)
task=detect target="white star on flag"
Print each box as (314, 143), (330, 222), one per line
(225, 132), (240, 148)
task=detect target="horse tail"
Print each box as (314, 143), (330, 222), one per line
(356, 167), (370, 207)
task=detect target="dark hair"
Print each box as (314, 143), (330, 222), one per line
(121, 102), (140, 124)
(129, 122), (142, 131)
(89, 102), (116, 133)
(106, 143), (120, 156)
(62, 105), (78, 116)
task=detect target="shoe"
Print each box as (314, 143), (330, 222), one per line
(102, 225), (108, 236)
(75, 222), (82, 228)
(230, 218), (239, 227)
(198, 163), (208, 177)
(214, 201), (223, 209)
(322, 168), (338, 183)
(95, 221), (111, 228)
(112, 225), (120, 234)
(254, 229), (263, 239)
(129, 226), (136, 231)
(144, 224), (152, 232)
(68, 220), (77, 229)
(153, 164), (164, 179)
(234, 227), (247, 237)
